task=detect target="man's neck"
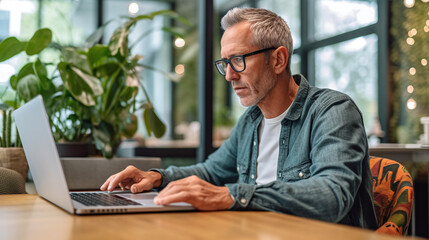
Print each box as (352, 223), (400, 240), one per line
(258, 74), (298, 119)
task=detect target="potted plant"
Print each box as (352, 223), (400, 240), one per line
(0, 10), (189, 159)
(0, 104), (28, 181)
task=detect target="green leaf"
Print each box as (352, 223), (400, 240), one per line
(92, 122), (116, 159)
(143, 107), (166, 138)
(33, 58), (52, 91)
(16, 74), (40, 102)
(25, 28), (52, 55)
(108, 22), (132, 57)
(10, 63), (35, 90)
(161, 26), (186, 39)
(87, 45), (117, 71)
(61, 47), (92, 74)
(121, 114), (138, 138)
(0, 37), (27, 62)
(58, 62), (103, 106)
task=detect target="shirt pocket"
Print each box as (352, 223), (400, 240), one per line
(280, 161), (311, 182)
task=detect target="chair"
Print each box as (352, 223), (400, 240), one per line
(369, 156), (414, 235)
(0, 167), (26, 194)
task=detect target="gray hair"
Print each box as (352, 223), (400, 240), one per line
(221, 8), (293, 74)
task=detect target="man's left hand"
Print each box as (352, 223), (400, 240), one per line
(153, 175), (234, 211)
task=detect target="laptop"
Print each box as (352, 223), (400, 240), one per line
(13, 95), (194, 215)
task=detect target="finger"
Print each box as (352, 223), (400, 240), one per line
(107, 171), (129, 192)
(100, 175), (114, 191)
(154, 190), (190, 205)
(130, 178), (154, 193)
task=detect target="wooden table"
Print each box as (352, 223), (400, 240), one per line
(0, 194), (425, 240)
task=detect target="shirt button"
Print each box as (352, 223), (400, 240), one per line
(237, 166), (239, 172)
(240, 198), (247, 204)
(299, 172), (304, 178)
(253, 141), (256, 146)
(251, 174), (255, 179)
(278, 172), (282, 177)
(282, 139), (286, 145)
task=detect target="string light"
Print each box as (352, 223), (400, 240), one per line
(422, 59), (428, 66)
(407, 85), (414, 93)
(175, 64), (185, 75)
(409, 67), (416, 75)
(404, 0), (415, 8)
(407, 98), (417, 110)
(406, 37), (415, 45)
(426, 20), (429, 26)
(128, 2), (139, 15)
(425, 26), (429, 32)
(174, 38), (185, 48)
(423, 0), (429, 2)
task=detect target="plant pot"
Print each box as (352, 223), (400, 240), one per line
(56, 142), (99, 157)
(0, 147), (28, 180)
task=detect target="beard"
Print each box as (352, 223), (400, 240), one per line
(233, 69), (277, 107)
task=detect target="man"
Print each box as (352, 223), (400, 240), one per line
(101, 8), (377, 229)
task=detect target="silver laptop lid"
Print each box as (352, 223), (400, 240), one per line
(13, 95), (74, 214)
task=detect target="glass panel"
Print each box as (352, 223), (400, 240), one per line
(0, 0), (97, 84)
(291, 54), (301, 75)
(104, 1), (175, 145)
(390, 0), (429, 144)
(313, 0), (377, 40)
(314, 34), (378, 131)
(257, 0), (301, 48)
(172, 0), (199, 147)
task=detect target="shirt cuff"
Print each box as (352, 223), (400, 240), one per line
(225, 183), (257, 210)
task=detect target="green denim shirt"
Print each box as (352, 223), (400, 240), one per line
(153, 75), (377, 229)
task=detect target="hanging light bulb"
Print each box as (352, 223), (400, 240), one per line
(404, 0), (415, 8)
(174, 38), (186, 48)
(407, 98), (417, 110)
(409, 67), (416, 75)
(128, 2), (139, 15)
(407, 85), (414, 93)
(175, 64), (185, 75)
(422, 59), (428, 66)
(407, 37), (415, 45)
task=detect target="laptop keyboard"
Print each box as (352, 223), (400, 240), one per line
(70, 192), (141, 206)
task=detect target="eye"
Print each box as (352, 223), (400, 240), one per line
(231, 56), (244, 66)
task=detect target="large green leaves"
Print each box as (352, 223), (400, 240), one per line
(62, 47), (92, 74)
(0, 28), (51, 62)
(16, 74), (40, 102)
(0, 37), (27, 62)
(25, 28), (52, 55)
(92, 121), (117, 159)
(143, 107), (166, 138)
(109, 10), (190, 58)
(58, 62), (103, 106)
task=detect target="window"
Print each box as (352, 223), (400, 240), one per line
(258, 0), (380, 138)
(314, 34), (378, 128)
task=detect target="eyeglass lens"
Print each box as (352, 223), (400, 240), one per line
(216, 56), (245, 76)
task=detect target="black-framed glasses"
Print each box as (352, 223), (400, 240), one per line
(214, 47), (276, 76)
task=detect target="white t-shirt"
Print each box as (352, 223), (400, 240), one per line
(256, 108), (289, 185)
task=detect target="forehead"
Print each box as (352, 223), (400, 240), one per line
(220, 22), (255, 58)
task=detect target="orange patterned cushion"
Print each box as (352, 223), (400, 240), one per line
(370, 157), (414, 235)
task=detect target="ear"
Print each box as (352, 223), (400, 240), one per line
(271, 46), (288, 74)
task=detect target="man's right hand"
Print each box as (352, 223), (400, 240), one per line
(100, 165), (162, 193)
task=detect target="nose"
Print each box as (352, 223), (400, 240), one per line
(224, 64), (239, 82)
